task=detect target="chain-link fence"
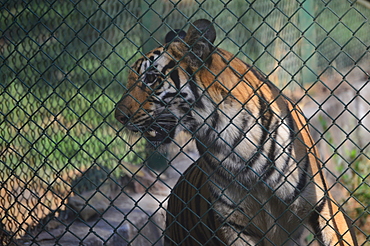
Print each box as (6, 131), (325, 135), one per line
(1, 0), (369, 245)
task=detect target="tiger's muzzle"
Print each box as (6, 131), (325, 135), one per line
(115, 100), (177, 146)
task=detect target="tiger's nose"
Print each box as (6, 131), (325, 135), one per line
(115, 104), (131, 125)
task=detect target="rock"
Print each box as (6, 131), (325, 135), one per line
(107, 209), (165, 246)
(108, 224), (130, 246)
(16, 190), (168, 245)
(67, 188), (111, 221)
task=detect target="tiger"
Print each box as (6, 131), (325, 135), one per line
(115, 19), (357, 246)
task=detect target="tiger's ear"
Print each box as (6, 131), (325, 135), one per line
(165, 29), (186, 43)
(184, 19), (216, 66)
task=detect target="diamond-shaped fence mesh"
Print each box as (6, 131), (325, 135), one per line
(1, 0), (369, 245)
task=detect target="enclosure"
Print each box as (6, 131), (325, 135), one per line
(1, 0), (370, 245)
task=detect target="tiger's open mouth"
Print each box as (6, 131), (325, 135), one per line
(143, 123), (175, 145)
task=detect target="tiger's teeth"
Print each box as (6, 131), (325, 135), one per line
(147, 131), (156, 137)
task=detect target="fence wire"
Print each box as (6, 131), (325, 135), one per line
(1, 0), (369, 245)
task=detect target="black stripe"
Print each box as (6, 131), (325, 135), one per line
(208, 184), (239, 211)
(202, 154), (219, 170)
(153, 50), (161, 55)
(134, 58), (144, 74)
(201, 154), (234, 187)
(170, 69), (181, 90)
(214, 193), (239, 212)
(186, 66), (204, 109)
(216, 49), (230, 66)
(162, 60), (176, 74)
(247, 97), (273, 172)
(147, 98), (166, 106)
(258, 99), (271, 129)
(224, 221), (263, 239)
(260, 130), (278, 181)
(228, 63), (245, 79)
(309, 197), (326, 244)
(168, 127), (176, 144)
(273, 113), (296, 186)
(290, 156), (309, 202)
(204, 110), (219, 143)
(250, 69), (267, 83)
(143, 59), (149, 70)
(216, 48), (226, 56)
(161, 92), (189, 102)
(152, 78), (164, 93)
(231, 117), (249, 149)
(212, 109), (219, 128)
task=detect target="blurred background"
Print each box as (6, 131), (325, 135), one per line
(1, 0), (369, 245)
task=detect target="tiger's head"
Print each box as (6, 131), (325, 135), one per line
(115, 19), (274, 148)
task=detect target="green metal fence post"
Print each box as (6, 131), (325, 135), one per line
(141, 0), (161, 53)
(299, 0), (317, 84)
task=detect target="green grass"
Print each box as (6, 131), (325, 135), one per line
(0, 82), (147, 187)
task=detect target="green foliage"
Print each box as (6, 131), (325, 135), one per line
(1, 0), (141, 90)
(318, 115), (370, 230)
(340, 150), (370, 227)
(0, 0), (146, 190)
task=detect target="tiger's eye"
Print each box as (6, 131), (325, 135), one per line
(145, 73), (157, 84)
